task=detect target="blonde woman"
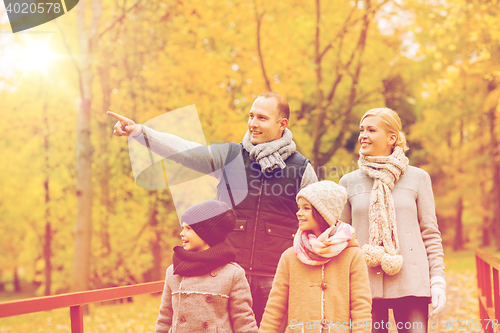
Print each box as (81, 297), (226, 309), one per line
(339, 108), (445, 333)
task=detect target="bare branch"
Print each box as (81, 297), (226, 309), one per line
(53, 20), (85, 102)
(314, 0), (322, 99)
(319, 0), (389, 61)
(253, 0), (272, 91)
(317, 0), (372, 165)
(318, 5), (357, 61)
(98, 0), (143, 39)
(330, 87), (382, 124)
(325, 0), (375, 106)
(89, 0), (103, 40)
(311, 0), (326, 162)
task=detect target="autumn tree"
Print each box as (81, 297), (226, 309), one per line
(409, 0), (500, 249)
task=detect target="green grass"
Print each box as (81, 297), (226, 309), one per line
(443, 245), (500, 273)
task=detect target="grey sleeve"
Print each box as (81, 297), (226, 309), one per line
(417, 170), (445, 280)
(135, 125), (230, 176)
(339, 175), (352, 225)
(299, 163), (318, 189)
(228, 268), (259, 333)
(155, 268), (173, 333)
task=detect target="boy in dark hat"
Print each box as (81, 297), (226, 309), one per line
(155, 200), (258, 333)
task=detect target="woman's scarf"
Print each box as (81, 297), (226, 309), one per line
(357, 146), (409, 275)
(172, 242), (236, 277)
(242, 128), (296, 172)
(293, 221), (355, 266)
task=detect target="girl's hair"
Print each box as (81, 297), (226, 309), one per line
(360, 108), (409, 153)
(311, 206), (331, 233)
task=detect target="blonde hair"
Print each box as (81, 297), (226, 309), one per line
(360, 108), (409, 153)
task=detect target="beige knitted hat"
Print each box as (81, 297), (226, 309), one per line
(296, 181), (348, 226)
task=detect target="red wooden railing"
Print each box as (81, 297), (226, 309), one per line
(476, 248), (500, 333)
(0, 281), (164, 333)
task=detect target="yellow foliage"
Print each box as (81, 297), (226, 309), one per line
(483, 87), (500, 112)
(1, 0), (500, 296)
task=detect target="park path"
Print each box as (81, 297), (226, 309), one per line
(387, 271), (483, 333)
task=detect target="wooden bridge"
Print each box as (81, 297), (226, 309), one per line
(0, 281), (164, 332)
(476, 248), (500, 333)
(0, 249), (498, 332)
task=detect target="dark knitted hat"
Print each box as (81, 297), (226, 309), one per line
(181, 200), (236, 247)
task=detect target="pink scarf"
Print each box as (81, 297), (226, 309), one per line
(293, 221), (355, 266)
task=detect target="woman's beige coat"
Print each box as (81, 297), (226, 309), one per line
(339, 166), (445, 299)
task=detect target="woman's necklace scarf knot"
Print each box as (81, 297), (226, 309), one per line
(242, 128), (296, 172)
(358, 146), (409, 275)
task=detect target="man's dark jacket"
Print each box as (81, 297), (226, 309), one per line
(217, 143), (309, 276)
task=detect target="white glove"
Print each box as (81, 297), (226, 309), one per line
(429, 276), (446, 317)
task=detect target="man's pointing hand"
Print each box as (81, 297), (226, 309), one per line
(107, 111), (142, 137)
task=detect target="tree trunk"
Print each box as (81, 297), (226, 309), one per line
(487, 83), (500, 250)
(71, 0), (102, 293)
(452, 116), (464, 251)
(479, 180), (491, 247)
(97, 65), (113, 257)
(490, 115), (500, 251)
(72, 96), (93, 293)
(453, 196), (463, 251)
(149, 191), (162, 282)
(44, 221), (51, 295)
(42, 102), (52, 296)
(311, 0), (371, 171)
(311, 0), (325, 174)
(13, 267), (20, 292)
(481, 217), (491, 247)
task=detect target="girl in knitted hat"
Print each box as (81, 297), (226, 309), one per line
(155, 200), (258, 333)
(339, 108), (446, 333)
(259, 181), (372, 333)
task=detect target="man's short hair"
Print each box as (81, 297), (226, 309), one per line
(257, 92), (290, 121)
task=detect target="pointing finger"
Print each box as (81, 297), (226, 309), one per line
(107, 111), (130, 123)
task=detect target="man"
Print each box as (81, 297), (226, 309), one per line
(109, 92), (318, 325)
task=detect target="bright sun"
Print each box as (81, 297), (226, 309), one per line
(21, 39), (55, 72)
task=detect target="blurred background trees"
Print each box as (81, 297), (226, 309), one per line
(0, 0), (498, 296)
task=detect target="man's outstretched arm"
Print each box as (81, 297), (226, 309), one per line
(107, 111), (229, 176)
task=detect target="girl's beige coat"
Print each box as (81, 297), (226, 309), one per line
(259, 240), (372, 333)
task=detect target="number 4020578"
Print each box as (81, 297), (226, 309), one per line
(5, 2), (62, 14)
